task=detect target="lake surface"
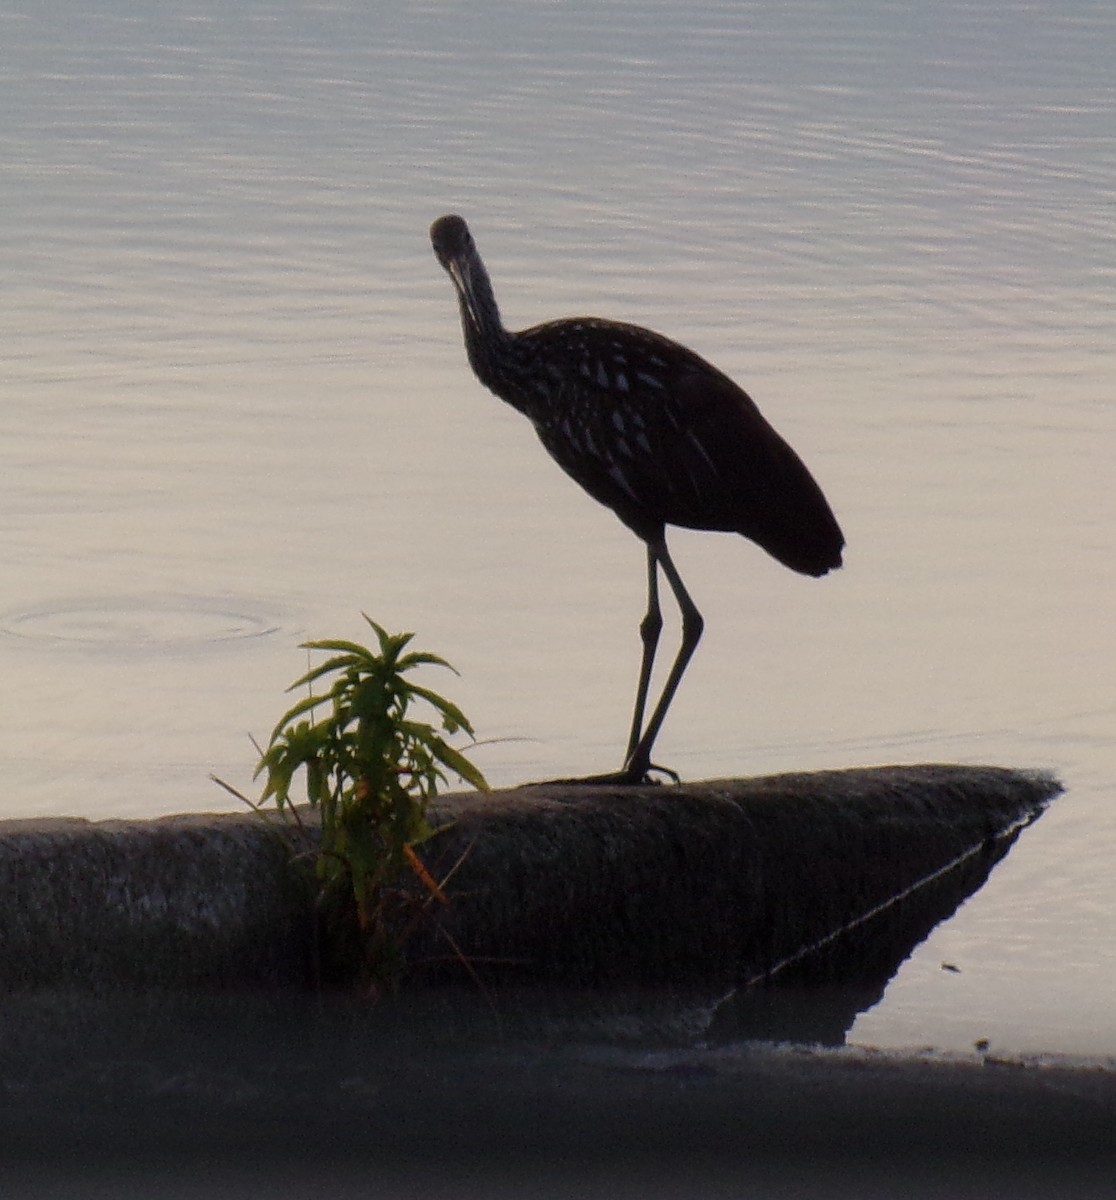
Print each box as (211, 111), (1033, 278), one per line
(1, 0), (1114, 1060)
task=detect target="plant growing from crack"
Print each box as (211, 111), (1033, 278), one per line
(219, 615), (486, 989)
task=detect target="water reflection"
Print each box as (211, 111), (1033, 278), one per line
(710, 818), (1035, 1047)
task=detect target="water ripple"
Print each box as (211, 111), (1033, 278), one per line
(0, 594), (284, 651)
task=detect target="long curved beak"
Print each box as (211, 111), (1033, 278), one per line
(446, 256), (482, 331)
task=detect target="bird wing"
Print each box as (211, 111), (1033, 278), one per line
(668, 366), (844, 574)
(518, 320), (843, 574)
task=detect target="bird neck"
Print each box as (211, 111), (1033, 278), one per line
(458, 259), (519, 395)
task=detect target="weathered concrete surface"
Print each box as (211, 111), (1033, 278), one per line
(415, 764), (1059, 989)
(0, 764), (1059, 992)
(0, 813), (312, 989)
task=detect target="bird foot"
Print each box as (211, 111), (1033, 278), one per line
(523, 761), (680, 788)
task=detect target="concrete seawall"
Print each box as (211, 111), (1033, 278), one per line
(0, 763), (1059, 993)
(0, 812), (312, 989)
(416, 763), (1058, 993)
(8, 763), (1111, 1198)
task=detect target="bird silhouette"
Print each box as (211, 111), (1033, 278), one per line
(431, 214), (843, 784)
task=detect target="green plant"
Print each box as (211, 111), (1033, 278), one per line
(238, 615), (487, 987)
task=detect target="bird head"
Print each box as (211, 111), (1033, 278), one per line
(430, 214), (486, 332)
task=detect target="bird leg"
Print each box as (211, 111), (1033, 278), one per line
(524, 537), (700, 789)
(623, 544), (663, 765)
(621, 536), (704, 782)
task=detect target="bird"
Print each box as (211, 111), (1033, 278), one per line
(430, 214), (844, 785)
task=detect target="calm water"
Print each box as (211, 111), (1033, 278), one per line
(1, 0), (1114, 1058)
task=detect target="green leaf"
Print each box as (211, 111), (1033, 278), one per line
(395, 650), (456, 674)
(245, 614), (488, 987)
(428, 735), (489, 791)
(301, 636), (378, 657)
(285, 652), (367, 691)
(407, 683), (475, 736)
(267, 692), (331, 742)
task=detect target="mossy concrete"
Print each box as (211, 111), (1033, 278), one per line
(0, 764), (1059, 992)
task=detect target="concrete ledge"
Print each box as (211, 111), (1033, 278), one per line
(0, 813), (312, 989)
(415, 763), (1058, 990)
(0, 764), (1058, 994)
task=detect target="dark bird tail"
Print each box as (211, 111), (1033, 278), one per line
(732, 430), (844, 576)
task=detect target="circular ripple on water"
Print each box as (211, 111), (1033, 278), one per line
(0, 594), (284, 649)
